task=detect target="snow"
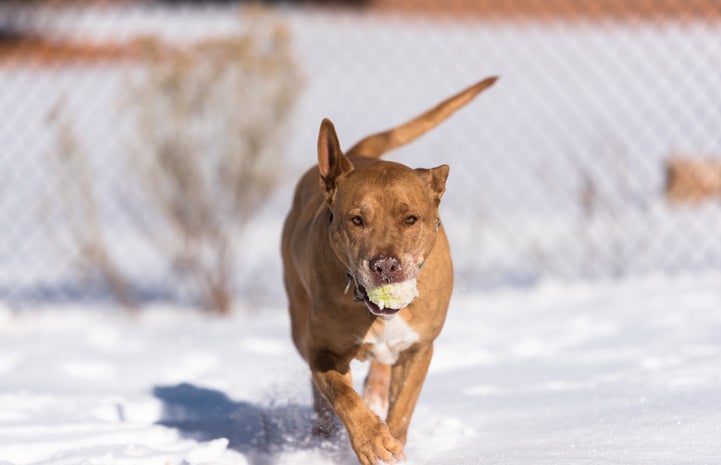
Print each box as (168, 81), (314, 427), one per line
(1, 273), (720, 465)
(2, 4), (721, 464)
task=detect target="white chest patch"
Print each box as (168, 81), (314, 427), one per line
(360, 315), (420, 365)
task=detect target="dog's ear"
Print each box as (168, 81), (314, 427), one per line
(318, 118), (353, 201)
(416, 164), (450, 206)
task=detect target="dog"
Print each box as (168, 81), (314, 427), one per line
(281, 76), (497, 465)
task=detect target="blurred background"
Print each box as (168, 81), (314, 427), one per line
(2, 0), (720, 313)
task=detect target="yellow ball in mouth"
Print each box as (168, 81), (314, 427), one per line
(365, 279), (419, 310)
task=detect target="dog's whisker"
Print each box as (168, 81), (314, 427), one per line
(344, 272), (353, 295)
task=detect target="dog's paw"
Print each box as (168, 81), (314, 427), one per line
(351, 422), (406, 465)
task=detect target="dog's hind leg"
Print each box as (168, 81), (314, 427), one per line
(363, 360), (391, 420)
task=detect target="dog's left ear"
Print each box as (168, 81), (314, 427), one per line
(416, 164), (450, 206)
(318, 118), (354, 202)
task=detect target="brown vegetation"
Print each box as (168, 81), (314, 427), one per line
(3, 0), (720, 69)
(666, 157), (721, 204)
(369, 0), (721, 22)
(0, 36), (134, 67)
(46, 12), (302, 313)
(121, 26), (301, 313)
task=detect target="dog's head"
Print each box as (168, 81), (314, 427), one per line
(317, 119), (449, 316)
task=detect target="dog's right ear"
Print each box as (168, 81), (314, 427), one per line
(318, 118), (353, 202)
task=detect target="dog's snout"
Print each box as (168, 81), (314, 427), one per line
(371, 256), (401, 273)
(369, 256), (403, 284)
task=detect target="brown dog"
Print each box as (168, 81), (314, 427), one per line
(281, 77), (497, 465)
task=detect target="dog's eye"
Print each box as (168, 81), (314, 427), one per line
(405, 215), (419, 225)
(351, 216), (364, 226)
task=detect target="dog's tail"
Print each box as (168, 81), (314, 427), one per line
(345, 76), (498, 159)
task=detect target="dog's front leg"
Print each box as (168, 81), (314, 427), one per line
(311, 359), (405, 465)
(386, 343), (434, 444)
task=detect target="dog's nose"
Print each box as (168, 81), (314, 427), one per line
(369, 256), (403, 283)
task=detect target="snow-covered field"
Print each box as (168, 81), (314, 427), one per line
(2, 5), (721, 464)
(2, 273), (720, 465)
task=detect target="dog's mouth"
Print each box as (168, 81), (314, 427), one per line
(356, 284), (402, 317)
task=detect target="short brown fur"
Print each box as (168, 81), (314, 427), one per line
(281, 77), (497, 465)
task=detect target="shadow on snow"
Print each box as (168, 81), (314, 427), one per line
(153, 382), (353, 465)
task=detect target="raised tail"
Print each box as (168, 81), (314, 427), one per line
(345, 76), (498, 159)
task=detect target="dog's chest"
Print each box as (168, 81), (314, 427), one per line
(357, 315), (420, 365)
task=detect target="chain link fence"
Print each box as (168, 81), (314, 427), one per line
(1, 0), (720, 310)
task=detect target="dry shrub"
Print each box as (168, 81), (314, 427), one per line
(665, 156), (721, 204)
(48, 12), (301, 314)
(47, 100), (135, 309)
(122, 15), (302, 313)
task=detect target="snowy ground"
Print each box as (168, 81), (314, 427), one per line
(1, 273), (720, 465)
(2, 5), (721, 464)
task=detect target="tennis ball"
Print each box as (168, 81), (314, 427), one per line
(366, 279), (418, 310)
